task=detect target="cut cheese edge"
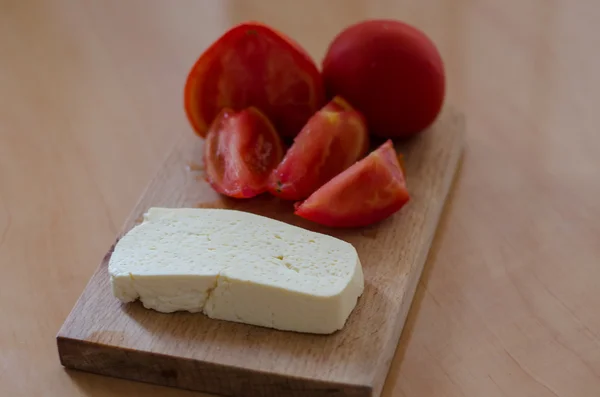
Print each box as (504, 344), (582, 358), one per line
(108, 207), (364, 334)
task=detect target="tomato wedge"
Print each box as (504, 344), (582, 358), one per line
(204, 107), (284, 198)
(294, 140), (410, 227)
(185, 22), (325, 139)
(268, 96), (369, 200)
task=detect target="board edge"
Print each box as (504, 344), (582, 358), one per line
(56, 335), (374, 397)
(371, 114), (466, 396)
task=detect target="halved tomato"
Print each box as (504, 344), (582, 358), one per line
(294, 140), (410, 227)
(267, 96), (369, 200)
(204, 107), (284, 198)
(185, 21), (325, 139)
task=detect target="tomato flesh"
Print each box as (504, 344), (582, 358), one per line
(294, 140), (410, 227)
(185, 22), (325, 138)
(204, 107), (284, 198)
(268, 96), (369, 201)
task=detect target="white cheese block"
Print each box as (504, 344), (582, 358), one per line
(108, 207), (364, 334)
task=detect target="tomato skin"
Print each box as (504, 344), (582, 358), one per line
(322, 19), (445, 138)
(185, 22), (325, 139)
(204, 107), (284, 198)
(294, 140), (410, 228)
(267, 96), (369, 201)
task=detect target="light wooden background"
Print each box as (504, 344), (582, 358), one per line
(1, 1), (599, 396)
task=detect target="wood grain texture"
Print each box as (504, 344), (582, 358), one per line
(56, 108), (464, 397)
(4, 1), (600, 396)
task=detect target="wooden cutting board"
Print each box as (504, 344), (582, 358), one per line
(57, 108), (465, 397)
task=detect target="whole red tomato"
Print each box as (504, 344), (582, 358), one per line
(322, 20), (445, 138)
(185, 22), (325, 139)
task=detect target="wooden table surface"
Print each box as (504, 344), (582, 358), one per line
(2, 1), (599, 396)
